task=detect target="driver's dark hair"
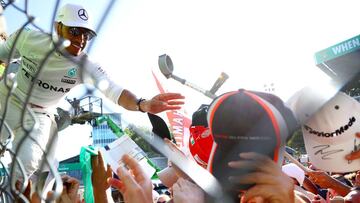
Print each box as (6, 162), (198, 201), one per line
(191, 104), (209, 127)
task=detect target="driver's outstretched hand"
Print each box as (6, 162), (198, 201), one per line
(142, 93), (184, 114)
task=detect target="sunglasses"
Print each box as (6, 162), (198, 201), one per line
(68, 27), (94, 40)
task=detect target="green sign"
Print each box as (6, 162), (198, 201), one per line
(314, 34), (360, 64)
(58, 163), (81, 172)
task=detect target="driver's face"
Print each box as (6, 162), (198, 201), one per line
(59, 25), (91, 56)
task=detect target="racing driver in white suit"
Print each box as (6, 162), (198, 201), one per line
(0, 3), (184, 181)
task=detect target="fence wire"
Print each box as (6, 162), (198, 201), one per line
(0, 0), (117, 202)
(2, 1), (349, 203)
(0, 1), (316, 202)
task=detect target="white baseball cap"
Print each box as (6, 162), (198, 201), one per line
(55, 3), (96, 37)
(286, 84), (338, 125)
(291, 90), (360, 173)
(282, 163), (305, 186)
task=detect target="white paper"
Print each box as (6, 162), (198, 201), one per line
(100, 135), (156, 179)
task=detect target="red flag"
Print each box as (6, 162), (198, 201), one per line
(152, 71), (191, 148)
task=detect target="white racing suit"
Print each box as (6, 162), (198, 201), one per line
(0, 28), (123, 180)
(0, 89), (58, 180)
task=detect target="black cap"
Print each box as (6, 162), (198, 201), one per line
(207, 89), (298, 201)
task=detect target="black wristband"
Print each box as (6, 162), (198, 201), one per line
(137, 98), (146, 113)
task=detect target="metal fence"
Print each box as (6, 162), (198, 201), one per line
(0, 1), (230, 202)
(0, 0), (116, 202)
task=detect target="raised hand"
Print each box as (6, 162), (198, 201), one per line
(172, 178), (205, 203)
(56, 175), (81, 203)
(142, 93), (184, 114)
(107, 154), (153, 203)
(91, 152), (112, 203)
(310, 194), (326, 203)
(228, 152), (295, 203)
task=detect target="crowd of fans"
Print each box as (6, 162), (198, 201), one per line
(10, 89), (360, 203)
(0, 3), (359, 203)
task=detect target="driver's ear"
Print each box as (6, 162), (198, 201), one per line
(54, 22), (62, 36)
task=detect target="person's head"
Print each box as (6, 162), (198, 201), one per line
(152, 190), (160, 203)
(156, 194), (171, 203)
(188, 104), (214, 168)
(55, 3), (96, 56)
(207, 89), (298, 199)
(289, 89), (360, 173)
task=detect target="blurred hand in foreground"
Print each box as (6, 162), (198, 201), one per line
(108, 154), (153, 203)
(172, 178), (205, 203)
(228, 152), (295, 203)
(91, 152), (112, 203)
